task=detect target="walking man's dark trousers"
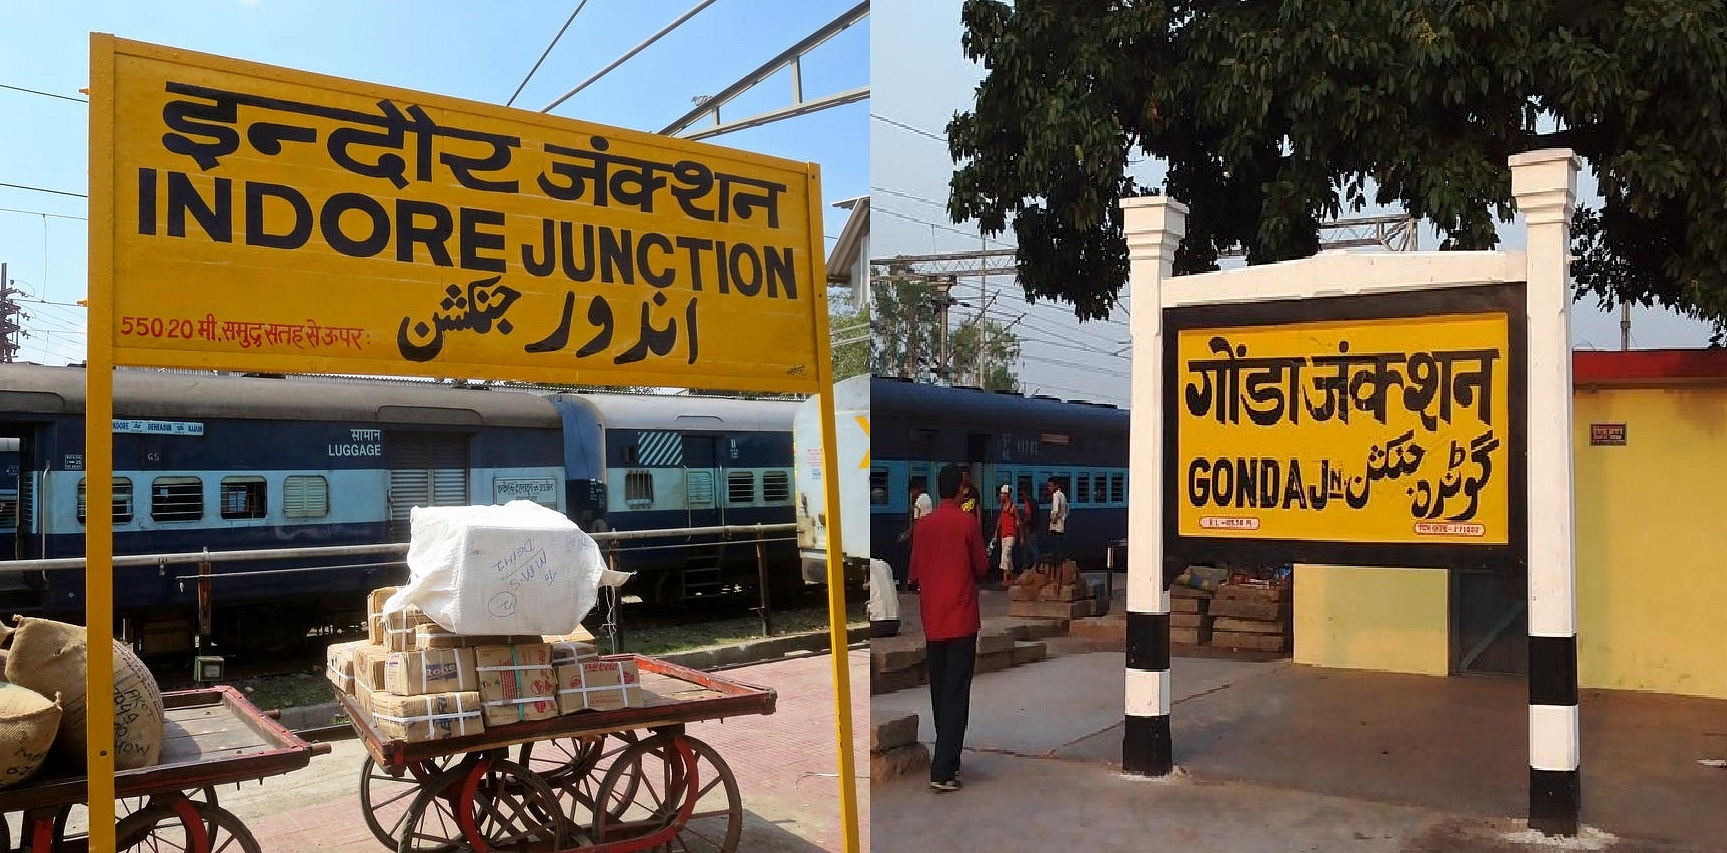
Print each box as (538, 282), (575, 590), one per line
(926, 634), (977, 782)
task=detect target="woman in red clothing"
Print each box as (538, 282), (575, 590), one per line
(993, 485), (1022, 585)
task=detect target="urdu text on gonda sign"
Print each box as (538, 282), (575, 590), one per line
(1171, 309), (1514, 549)
(93, 37), (825, 392)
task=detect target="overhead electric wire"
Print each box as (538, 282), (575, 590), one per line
(0, 83), (86, 104)
(540, 0), (720, 113)
(0, 182), (86, 199)
(0, 207), (85, 221)
(507, 0), (594, 107)
(871, 112), (946, 143)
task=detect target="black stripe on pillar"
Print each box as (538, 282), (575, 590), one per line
(1123, 713), (1173, 776)
(1528, 635), (1578, 707)
(1529, 767), (1581, 836)
(1126, 611), (1170, 672)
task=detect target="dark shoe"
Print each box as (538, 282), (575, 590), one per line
(929, 778), (962, 792)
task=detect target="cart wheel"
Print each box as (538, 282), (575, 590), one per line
(115, 801), (260, 853)
(403, 758), (574, 853)
(518, 731), (641, 824)
(41, 788), (220, 852)
(359, 755), (464, 852)
(591, 734), (742, 852)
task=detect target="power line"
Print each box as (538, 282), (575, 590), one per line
(0, 207), (85, 221)
(0, 182), (86, 199)
(871, 113), (946, 143)
(507, 0), (594, 107)
(871, 185), (947, 209)
(0, 83), (86, 104)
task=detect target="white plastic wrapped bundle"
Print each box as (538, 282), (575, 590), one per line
(384, 501), (606, 635)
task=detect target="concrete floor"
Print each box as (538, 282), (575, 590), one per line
(875, 594), (1727, 851)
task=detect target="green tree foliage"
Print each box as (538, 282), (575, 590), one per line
(830, 294), (871, 381)
(947, 0), (1727, 333)
(870, 266), (1022, 390)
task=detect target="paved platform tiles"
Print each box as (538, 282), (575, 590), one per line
(224, 648), (870, 852)
(872, 651), (1727, 851)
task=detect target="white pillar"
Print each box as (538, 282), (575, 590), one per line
(1121, 195), (1185, 775)
(1510, 147), (1580, 836)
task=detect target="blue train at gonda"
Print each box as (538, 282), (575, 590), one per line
(869, 377), (1131, 573)
(0, 364), (801, 655)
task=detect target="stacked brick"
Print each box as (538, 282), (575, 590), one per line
(1007, 560), (1095, 619)
(1170, 586), (1214, 646)
(1206, 583), (1293, 653)
(870, 713), (929, 780)
(327, 586), (642, 743)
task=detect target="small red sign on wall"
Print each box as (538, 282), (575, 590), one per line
(1590, 423), (1627, 446)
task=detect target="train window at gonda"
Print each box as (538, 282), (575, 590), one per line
(625, 470), (654, 508)
(870, 469), (889, 506)
(1077, 473), (1091, 504)
(1093, 472), (1108, 504)
(220, 477), (268, 520)
(151, 476), (204, 522)
(76, 478), (134, 525)
(1111, 474), (1126, 504)
(762, 470), (791, 503)
(283, 475), (329, 519)
(727, 471), (756, 504)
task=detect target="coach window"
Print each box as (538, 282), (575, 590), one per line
(1111, 473), (1126, 505)
(219, 476), (268, 520)
(624, 470), (654, 509)
(762, 470), (791, 503)
(1094, 472), (1109, 504)
(283, 475), (329, 518)
(870, 469), (890, 506)
(1017, 474), (1034, 504)
(1076, 473), (1091, 505)
(76, 477), (134, 525)
(151, 476), (204, 522)
(727, 471), (756, 504)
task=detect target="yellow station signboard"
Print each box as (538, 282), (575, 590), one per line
(95, 37), (825, 392)
(1173, 311), (1512, 546)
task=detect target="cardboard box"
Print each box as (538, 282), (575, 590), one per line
(367, 613), (385, 645)
(354, 644), (390, 692)
(384, 607), (434, 653)
(550, 641), (599, 667)
(416, 624), (540, 649)
(556, 659), (643, 714)
(367, 586), (400, 617)
(370, 691), (485, 743)
(384, 647), (479, 696)
(326, 640), (366, 695)
(475, 644), (558, 726)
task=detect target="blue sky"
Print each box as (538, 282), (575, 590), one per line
(0, 0), (867, 365)
(871, 1), (1714, 407)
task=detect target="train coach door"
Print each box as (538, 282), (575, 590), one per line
(679, 435), (726, 599)
(385, 432), (470, 542)
(0, 436), (20, 561)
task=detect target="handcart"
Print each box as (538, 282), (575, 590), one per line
(0, 685), (330, 852)
(337, 654), (776, 853)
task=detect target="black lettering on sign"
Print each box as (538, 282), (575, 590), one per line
(460, 207), (506, 272)
(1187, 458), (1210, 507)
(244, 182), (313, 250)
(320, 192), (390, 258)
(676, 237), (711, 291)
(729, 242), (762, 297)
(599, 227), (632, 284)
(138, 168), (158, 235)
(167, 172), (232, 242)
(395, 199), (454, 266)
(765, 246), (797, 299)
(637, 232), (675, 287)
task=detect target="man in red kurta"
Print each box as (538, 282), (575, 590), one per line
(908, 464), (989, 791)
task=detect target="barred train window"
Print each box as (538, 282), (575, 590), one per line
(151, 476), (203, 522)
(220, 476), (268, 520)
(624, 470), (654, 507)
(1111, 473), (1126, 503)
(762, 471), (791, 503)
(870, 469), (889, 506)
(1077, 473), (1091, 504)
(283, 475), (329, 518)
(727, 471), (755, 504)
(76, 478), (134, 525)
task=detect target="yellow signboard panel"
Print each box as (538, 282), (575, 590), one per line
(1173, 311), (1512, 547)
(94, 36), (824, 392)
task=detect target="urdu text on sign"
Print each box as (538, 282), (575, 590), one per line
(94, 37), (824, 392)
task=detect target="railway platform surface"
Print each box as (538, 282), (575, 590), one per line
(220, 646), (869, 852)
(875, 592), (1727, 852)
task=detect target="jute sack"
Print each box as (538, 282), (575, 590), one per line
(2, 617), (165, 769)
(0, 683), (60, 788)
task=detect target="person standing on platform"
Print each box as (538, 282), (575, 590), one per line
(1019, 488), (1040, 570)
(908, 464), (989, 792)
(897, 480), (935, 591)
(1046, 478), (1069, 563)
(993, 485), (1021, 585)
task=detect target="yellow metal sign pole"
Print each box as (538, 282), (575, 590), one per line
(85, 32), (119, 851)
(804, 166), (860, 853)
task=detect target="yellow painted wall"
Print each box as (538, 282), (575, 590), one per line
(1293, 565), (1450, 676)
(1574, 386), (1727, 699)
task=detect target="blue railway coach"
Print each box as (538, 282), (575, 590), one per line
(0, 364), (800, 655)
(869, 377), (1131, 573)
